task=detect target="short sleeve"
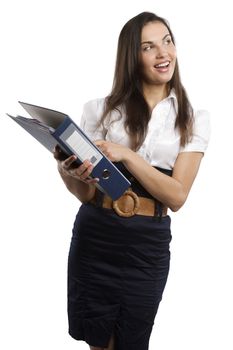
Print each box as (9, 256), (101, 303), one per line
(179, 110), (211, 153)
(80, 98), (107, 141)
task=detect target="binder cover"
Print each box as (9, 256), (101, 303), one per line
(6, 102), (131, 200)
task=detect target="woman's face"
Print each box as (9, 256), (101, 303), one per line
(139, 21), (177, 86)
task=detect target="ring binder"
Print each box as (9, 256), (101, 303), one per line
(6, 102), (131, 200)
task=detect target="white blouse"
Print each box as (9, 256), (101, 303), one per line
(80, 89), (210, 170)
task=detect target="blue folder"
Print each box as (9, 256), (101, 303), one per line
(7, 102), (131, 200)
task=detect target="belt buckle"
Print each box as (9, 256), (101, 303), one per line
(112, 190), (140, 217)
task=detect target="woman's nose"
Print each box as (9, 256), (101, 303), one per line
(156, 44), (168, 58)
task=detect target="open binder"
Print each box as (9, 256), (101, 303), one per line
(6, 102), (131, 200)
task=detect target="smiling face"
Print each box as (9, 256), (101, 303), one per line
(139, 21), (177, 87)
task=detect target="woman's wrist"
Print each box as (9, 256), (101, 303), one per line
(122, 147), (135, 163)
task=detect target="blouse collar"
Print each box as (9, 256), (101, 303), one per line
(150, 88), (178, 115)
(166, 88), (178, 114)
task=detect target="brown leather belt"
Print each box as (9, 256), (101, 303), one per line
(91, 190), (167, 218)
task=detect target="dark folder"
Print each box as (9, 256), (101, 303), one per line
(6, 102), (131, 200)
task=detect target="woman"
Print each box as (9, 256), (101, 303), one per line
(54, 11), (210, 350)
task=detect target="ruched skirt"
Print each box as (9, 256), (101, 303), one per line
(68, 202), (172, 350)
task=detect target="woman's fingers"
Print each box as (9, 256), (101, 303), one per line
(68, 159), (99, 183)
(53, 145), (68, 161)
(54, 148), (99, 183)
(62, 155), (78, 169)
(72, 160), (91, 178)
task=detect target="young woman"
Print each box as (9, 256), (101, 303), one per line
(54, 11), (210, 350)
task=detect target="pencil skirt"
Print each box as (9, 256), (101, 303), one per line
(68, 202), (172, 350)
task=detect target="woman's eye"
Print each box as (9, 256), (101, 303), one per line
(143, 45), (152, 51)
(164, 38), (172, 45)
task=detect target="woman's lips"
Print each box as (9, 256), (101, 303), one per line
(154, 61), (170, 72)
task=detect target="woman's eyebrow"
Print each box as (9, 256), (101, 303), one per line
(141, 33), (171, 45)
(141, 40), (154, 45)
(163, 33), (171, 40)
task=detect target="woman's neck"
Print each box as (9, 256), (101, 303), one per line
(142, 84), (169, 111)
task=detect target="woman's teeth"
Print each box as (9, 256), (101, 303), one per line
(155, 61), (170, 68)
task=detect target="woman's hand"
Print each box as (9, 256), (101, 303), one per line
(53, 145), (98, 185)
(94, 140), (131, 162)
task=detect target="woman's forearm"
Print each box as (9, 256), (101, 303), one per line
(123, 149), (202, 211)
(58, 168), (96, 203)
(94, 140), (203, 211)
(53, 151), (97, 203)
(123, 152), (183, 210)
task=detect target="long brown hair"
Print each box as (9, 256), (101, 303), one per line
(100, 12), (193, 151)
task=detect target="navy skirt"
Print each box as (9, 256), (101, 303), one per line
(68, 165), (172, 349)
(68, 204), (171, 350)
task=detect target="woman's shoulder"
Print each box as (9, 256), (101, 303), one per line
(80, 97), (106, 127)
(83, 97), (106, 114)
(193, 108), (210, 120)
(179, 109), (211, 153)
(193, 109), (211, 135)
(80, 97), (107, 136)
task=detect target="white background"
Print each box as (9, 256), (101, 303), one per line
(0, 0), (232, 349)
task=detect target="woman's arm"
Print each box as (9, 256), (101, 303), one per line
(123, 150), (203, 211)
(95, 140), (203, 212)
(53, 146), (97, 203)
